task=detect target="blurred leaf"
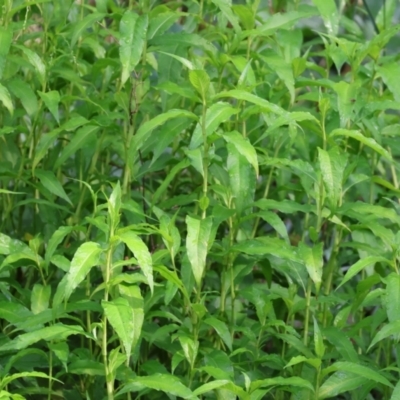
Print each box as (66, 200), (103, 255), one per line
(251, 376), (314, 392)
(38, 91), (60, 124)
(119, 11), (148, 85)
(15, 45), (46, 87)
(0, 83), (13, 115)
(0, 325), (85, 352)
(368, 320), (400, 351)
(318, 371), (367, 399)
(385, 273), (400, 323)
(189, 69), (210, 101)
(7, 79), (38, 116)
(298, 242), (323, 294)
(0, 26), (12, 79)
(70, 12), (106, 48)
(31, 284), (51, 315)
(312, 0), (339, 36)
(34, 169), (72, 205)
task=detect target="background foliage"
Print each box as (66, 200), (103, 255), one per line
(1, 0), (400, 399)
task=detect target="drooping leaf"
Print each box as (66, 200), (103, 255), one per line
(318, 371), (367, 399)
(298, 242), (323, 293)
(312, 0), (339, 36)
(34, 169), (72, 205)
(117, 231), (153, 293)
(38, 90), (60, 124)
(70, 12), (106, 48)
(0, 83), (13, 115)
(251, 376), (314, 392)
(7, 79), (38, 116)
(204, 317), (232, 351)
(368, 320), (400, 351)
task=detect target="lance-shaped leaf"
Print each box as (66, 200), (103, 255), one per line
(118, 231), (153, 293)
(312, 0), (339, 36)
(223, 130), (258, 177)
(119, 11), (148, 85)
(189, 69), (210, 102)
(102, 297), (143, 356)
(53, 242), (102, 307)
(186, 215), (213, 288)
(298, 242), (323, 294)
(318, 146), (347, 210)
(34, 169), (72, 205)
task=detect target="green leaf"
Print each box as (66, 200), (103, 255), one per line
(390, 380), (400, 400)
(102, 297), (143, 356)
(216, 90), (285, 115)
(251, 376), (314, 392)
(249, 6), (318, 37)
(284, 355), (321, 369)
(331, 129), (392, 161)
(15, 45), (46, 87)
(368, 320), (400, 351)
(0, 371), (58, 390)
(185, 215), (213, 287)
(53, 125), (99, 170)
(0, 26), (12, 79)
(255, 199), (314, 214)
(119, 11), (148, 85)
(222, 130), (258, 177)
(38, 91), (60, 124)
(337, 256), (390, 290)
(70, 12), (106, 48)
(0, 302), (32, 325)
(0, 325), (85, 352)
(317, 146), (347, 209)
(257, 211), (289, 244)
(45, 226), (74, 267)
(34, 169), (72, 205)
(313, 317), (325, 359)
(376, 62), (400, 103)
(53, 242), (102, 307)
(312, 0), (339, 36)
(298, 242), (323, 293)
(0, 83), (13, 115)
(133, 109), (197, 155)
(212, 0), (241, 33)
(31, 284), (51, 315)
(193, 380), (231, 396)
(204, 317), (232, 351)
(323, 327), (359, 363)
(318, 371), (367, 399)
(189, 102), (239, 149)
(385, 273), (400, 323)
(118, 231), (153, 293)
(325, 362), (393, 388)
(118, 374), (194, 398)
(147, 12), (183, 40)
(189, 70), (210, 102)
(227, 143), (255, 215)
(7, 79), (38, 116)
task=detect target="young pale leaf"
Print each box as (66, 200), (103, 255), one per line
(189, 102), (239, 149)
(337, 256), (390, 290)
(186, 215), (213, 288)
(34, 169), (72, 205)
(119, 11), (148, 85)
(0, 27), (12, 79)
(31, 284), (51, 315)
(38, 90), (60, 123)
(327, 362), (393, 388)
(193, 380), (231, 396)
(53, 125), (99, 170)
(298, 242), (323, 293)
(368, 320), (400, 351)
(212, 0), (241, 33)
(284, 355), (321, 369)
(0, 83), (13, 115)
(118, 231), (153, 293)
(385, 273), (400, 323)
(102, 297), (143, 356)
(189, 70), (210, 102)
(331, 129), (392, 161)
(313, 317), (325, 359)
(0, 325), (85, 352)
(204, 317), (233, 351)
(222, 130), (258, 177)
(118, 374), (194, 398)
(108, 181), (122, 228)
(312, 0), (339, 36)
(178, 336), (198, 368)
(53, 242), (102, 307)
(318, 371), (367, 399)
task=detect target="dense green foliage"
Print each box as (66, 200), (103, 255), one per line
(1, 0), (400, 398)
